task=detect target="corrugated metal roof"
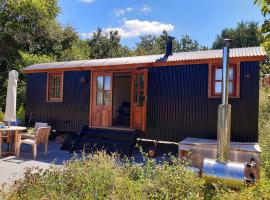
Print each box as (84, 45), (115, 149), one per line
(23, 46), (266, 72)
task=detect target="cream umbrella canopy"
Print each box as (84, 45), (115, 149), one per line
(4, 70), (19, 127)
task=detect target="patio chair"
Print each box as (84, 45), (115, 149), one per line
(17, 126), (51, 160)
(20, 122), (48, 140)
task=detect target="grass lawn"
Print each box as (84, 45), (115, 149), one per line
(1, 88), (270, 200)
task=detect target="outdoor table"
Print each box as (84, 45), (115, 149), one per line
(0, 126), (27, 157)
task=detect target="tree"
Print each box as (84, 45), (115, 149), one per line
(254, 0), (270, 76)
(212, 21), (262, 49)
(0, 0), (84, 109)
(88, 28), (130, 59)
(0, 0), (59, 109)
(135, 35), (158, 55)
(134, 31), (206, 56)
(178, 35), (208, 52)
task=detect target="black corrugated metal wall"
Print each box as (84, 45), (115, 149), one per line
(25, 61), (259, 142)
(26, 71), (90, 132)
(144, 61), (259, 142)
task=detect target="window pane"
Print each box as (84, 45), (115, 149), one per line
(55, 87), (60, 98)
(229, 68), (234, 81)
(50, 88), (55, 98)
(56, 77), (61, 86)
(215, 68), (222, 81)
(104, 90), (111, 105)
(138, 90), (144, 106)
(134, 78), (138, 103)
(104, 76), (111, 90)
(228, 81), (233, 94)
(97, 76), (103, 91)
(215, 82), (222, 94)
(138, 74), (144, 89)
(96, 90), (103, 105)
(50, 76), (54, 86)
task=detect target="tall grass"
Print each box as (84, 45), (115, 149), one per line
(258, 87), (270, 178)
(1, 152), (204, 200)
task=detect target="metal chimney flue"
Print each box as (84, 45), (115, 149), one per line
(165, 36), (175, 56)
(217, 38), (232, 163)
(202, 39), (258, 188)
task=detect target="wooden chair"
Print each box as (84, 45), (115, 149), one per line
(20, 122), (48, 140)
(17, 126), (51, 160)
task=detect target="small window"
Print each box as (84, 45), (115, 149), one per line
(47, 73), (63, 102)
(96, 75), (111, 106)
(208, 63), (240, 98)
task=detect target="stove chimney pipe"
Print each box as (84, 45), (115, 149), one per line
(202, 39), (258, 188)
(165, 36), (175, 56)
(217, 38), (232, 163)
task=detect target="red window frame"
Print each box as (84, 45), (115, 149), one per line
(208, 63), (240, 98)
(47, 72), (64, 102)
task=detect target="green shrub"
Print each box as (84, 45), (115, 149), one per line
(0, 108), (4, 122)
(258, 87), (270, 178)
(16, 105), (25, 125)
(1, 152), (204, 200)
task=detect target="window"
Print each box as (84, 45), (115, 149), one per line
(96, 75), (111, 106)
(208, 63), (240, 98)
(47, 73), (63, 102)
(134, 73), (144, 106)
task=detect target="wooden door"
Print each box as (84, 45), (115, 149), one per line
(131, 69), (148, 131)
(91, 72), (113, 127)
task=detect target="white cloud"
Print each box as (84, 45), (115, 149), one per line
(141, 5), (151, 13)
(114, 9), (126, 17)
(78, 0), (95, 3)
(114, 7), (133, 17)
(82, 19), (174, 39)
(126, 7), (133, 12)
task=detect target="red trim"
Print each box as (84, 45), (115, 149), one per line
(208, 63), (240, 98)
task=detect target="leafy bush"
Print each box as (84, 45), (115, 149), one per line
(1, 152), (204, 200)
(258, 88), (270, 178)
(0, 108), (4, 122)
(16, 105), (25, 125)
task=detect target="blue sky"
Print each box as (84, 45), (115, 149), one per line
(58, 0), (264, 49)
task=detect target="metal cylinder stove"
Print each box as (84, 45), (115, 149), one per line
(202, 39), (257, 188)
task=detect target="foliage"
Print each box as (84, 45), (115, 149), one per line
(0, 0), (60, 109)
(16, 105), (25, 125)
(59, 40), (90, 61)
(255, 0), (270, 76)
(254, 0), (270, 36)
(134, 31), (207, 56)
(0, 107), (4, 121)
(1, 152), (204, 200)
(178, 35), (208, 52)
(88, 28), (131, 59)
(0, 0), (85, 109)
(258, 88), (270, 177)
(212, 21), (262, 49)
